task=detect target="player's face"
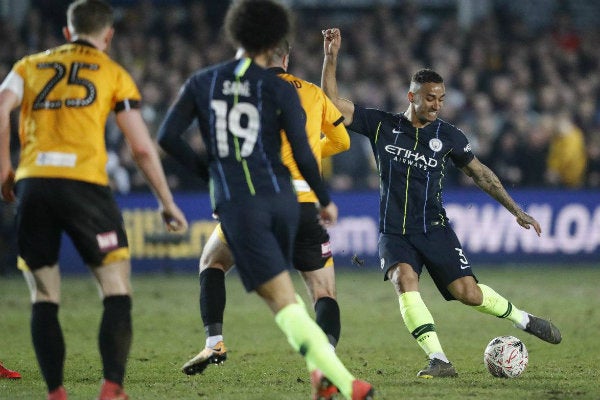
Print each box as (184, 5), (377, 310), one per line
(412, 82), (445, 124)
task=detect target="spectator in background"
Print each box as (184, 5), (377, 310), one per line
(586, 134), (600, 188)
(520, 115), (552, 186)
(546, 110), (587, 187)
(1, 1), (599, 192)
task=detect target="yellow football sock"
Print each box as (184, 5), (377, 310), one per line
(275, 300), (354, 398)
(399, 291), (445, 358)
(472, 284), (525, 325)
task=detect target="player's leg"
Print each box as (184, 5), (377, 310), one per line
(436, 224), (561, 345)
(23, 264), (68, 399)
(387, 263), (456, 378)
(259, 271), (372, 400)
(295, 203), (340, 350)
(64, 181), (132, 399)
(300, 266), (342, 399)
(182, 224), (235, 375)
(448, 276), (562, 344)
(90, 258), (132, 400)
(15, 179), (67, 398)
(300, 265), (340, 349)
(222, 195), (373, 399)
(381, 232), (456, 378)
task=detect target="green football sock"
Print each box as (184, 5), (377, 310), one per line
(275, 300), (354, 398)
(472, 284), (525, 325)
(399, 291), (445, 358)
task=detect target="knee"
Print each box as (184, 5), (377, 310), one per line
(453, 284), (482, 306)
(387, 264), (418, 293)
(312, 287), (336, 302)
(308, 278), (336, 302)
(199, 262), (228, 274)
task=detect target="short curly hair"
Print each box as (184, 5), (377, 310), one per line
(224, 0), (292, 55)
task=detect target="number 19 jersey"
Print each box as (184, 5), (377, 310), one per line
(10, 40), (141, 185)
(159, 58), (329, 209)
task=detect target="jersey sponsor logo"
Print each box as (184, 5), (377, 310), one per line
(96, 231), (119, 252)
(222, 80), (251, 97)
(429, 138), (443, 152)
(384, 144), (438, 170)
(35, 151), (77, 167)
(321, 241), (332, 258)
(293, 179), (311, 192)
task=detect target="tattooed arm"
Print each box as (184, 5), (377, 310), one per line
(461, 157), (542, 236)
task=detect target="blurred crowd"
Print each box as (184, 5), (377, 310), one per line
(1, 0), (600, 195)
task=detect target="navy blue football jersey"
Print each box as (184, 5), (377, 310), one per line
(158, 58), (329, 210)
(349, 105), (474, 234)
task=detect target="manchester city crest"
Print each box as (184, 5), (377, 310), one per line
(429, 138), (442, 152)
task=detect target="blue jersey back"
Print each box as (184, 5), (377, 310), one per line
(158, 58), (329, 209)
(349, 105), (475, 234)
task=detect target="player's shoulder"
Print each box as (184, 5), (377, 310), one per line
(432, 118), (470, 146)
(279, 72), (313, 88)
(435, 117), (466, 136)
(360, 104), (400, 123)
(184, 60), (232, 90)
(18, 43), (117, 68)
(14, 46), (61, 67)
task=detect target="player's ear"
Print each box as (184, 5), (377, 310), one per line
(407, 91), (414, 103)
(103, 27), (115, 50)
(62, 26), (71, 42)
(283, 54), (289, 70)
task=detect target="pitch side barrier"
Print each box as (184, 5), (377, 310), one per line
(56, 189), (599, 273)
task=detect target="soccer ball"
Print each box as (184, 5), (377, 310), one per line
(483, 335), (528, 378)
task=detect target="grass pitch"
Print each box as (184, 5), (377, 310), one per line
(1, 265), (599, 399)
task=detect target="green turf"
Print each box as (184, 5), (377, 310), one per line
(1, 265), (599, 399)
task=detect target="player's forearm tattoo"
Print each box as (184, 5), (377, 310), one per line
(472, 164), (521, 215)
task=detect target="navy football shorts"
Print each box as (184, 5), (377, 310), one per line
(379, 225), (477, 300)
(217, 191), (299, 292)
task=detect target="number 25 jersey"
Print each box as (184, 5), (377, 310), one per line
(11, 40), (141, 185)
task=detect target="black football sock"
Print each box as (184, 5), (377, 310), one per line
(314, 297), (341, 348)
(31, 302), (64, 391)
(99, 295), (132, 385)
(200, 268), (226, 337)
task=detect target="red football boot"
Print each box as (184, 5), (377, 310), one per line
(0, 361), (21, 379)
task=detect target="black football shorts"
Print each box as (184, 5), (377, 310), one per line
(292, 202), (333, 272)
(15, 178), (129, 270)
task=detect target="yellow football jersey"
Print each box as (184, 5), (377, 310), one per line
(12, 41), (141, 185)
(278, 71), (348, 203)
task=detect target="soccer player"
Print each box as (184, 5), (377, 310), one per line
(0, 361), (21, 379)
(181, 38), (349, 391)
(321, 28), (562, 378)
(158, 1), (373, 399)
(0, 1), (188, 399)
